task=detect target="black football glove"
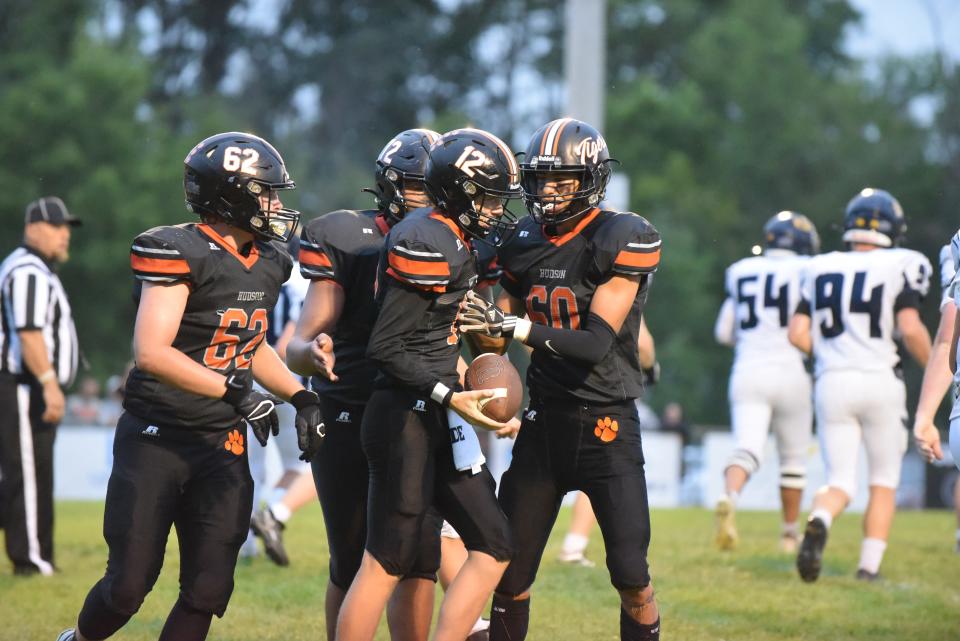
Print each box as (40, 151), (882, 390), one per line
(292, 389), (325, 462)
(457, 290), (517, 338)
(222, 372), (282, 447)
(640, 361), (661, 387)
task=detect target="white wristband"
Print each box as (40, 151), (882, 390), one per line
(430, 382), (453, 406)
(37, 370), (56, 384)
(513, 317), (532, 343)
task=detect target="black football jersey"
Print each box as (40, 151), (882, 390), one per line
(498, 208), (661, 404)
(124, 223), (292, 430)
(299, 209), (392, 404)
(368, 209), (478, 394)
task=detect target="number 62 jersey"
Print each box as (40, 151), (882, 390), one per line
(797, 247), (931, 377)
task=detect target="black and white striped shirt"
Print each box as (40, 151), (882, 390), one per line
(0, 246), (78, 386)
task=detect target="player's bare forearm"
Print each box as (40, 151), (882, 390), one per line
(787, 313), (812, 355)
(638, 317), (656, 368)
(134, 281), (232, 399)
(897, 307), (932, 368)
(914, 303), (956, 425)
(286, 279), (344, 376)
(252, 343), (305, 401)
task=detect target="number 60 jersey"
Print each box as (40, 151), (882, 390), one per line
(497, 208), (660, 404)
(798, 247), (931, 377)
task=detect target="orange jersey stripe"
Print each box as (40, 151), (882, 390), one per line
(388, 252), (450, 277)
(299, 247), (333, 268)
(386, 267), (446, 292)
(615, 249), (660, 269)
(131, 255), (190, 274)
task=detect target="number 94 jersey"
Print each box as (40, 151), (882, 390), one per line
(721, 251), (810, 367)
(799, 248), (930, 377)
(498, 208), (661, 404)
(124, 223), (292, 430)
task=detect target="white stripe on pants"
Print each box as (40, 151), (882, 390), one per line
(17, 384), (53, 575)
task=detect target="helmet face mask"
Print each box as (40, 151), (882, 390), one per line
(763, 211), (820, 255)
(521, 118), (613, 226)
(184, 132), (300, 242)
(367, 129), (440, 222)
(841, 188), (905, 248)
(424, 128), (522, 246)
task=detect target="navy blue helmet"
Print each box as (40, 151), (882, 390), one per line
(763, 211), (820, 255)
(842, 188), (905, 247)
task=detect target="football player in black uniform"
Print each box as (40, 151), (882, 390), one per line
(334, 128), (520, 641)
(286, 128), (444, 641)
(58, 132), (324, 641)
(457, 118), (663, 641)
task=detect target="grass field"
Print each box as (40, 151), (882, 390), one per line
(2, 502), (959, 640)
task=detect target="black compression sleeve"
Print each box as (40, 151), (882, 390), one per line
(366, 280), (440, 395)
(524, 312), (617, 365)
(794, 299), (811, 316)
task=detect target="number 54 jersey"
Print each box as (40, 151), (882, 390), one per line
(799, 247), (931, 377)
(498, 208), (661, 404)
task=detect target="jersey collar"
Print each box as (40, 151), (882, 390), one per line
(198, 224), (260, 270)
(429, 211), (468, 244)
(544, 207), (601, 246)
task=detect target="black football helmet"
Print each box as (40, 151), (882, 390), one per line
(423, 128), (522, 245)
(365, 128), (440, 223)
(842, 188), (905, 248)
(521, 118), (614, 226)
(184, 132), (300, 242)
(763, 211), (820, 255)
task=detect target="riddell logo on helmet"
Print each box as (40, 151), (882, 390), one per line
(576, 136), (607, 164)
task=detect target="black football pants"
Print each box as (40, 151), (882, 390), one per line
(78, 411), (252, 639)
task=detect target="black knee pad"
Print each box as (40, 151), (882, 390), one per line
(181, 573), (235, 617)
(102, 570), (155, 616)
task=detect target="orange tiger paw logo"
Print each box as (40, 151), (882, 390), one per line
(224, 429), (245, 456)
(594, 416), (618, 443)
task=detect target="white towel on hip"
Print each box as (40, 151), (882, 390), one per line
(447, 408), (486, 475)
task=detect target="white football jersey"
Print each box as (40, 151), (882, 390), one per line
(940, 241), (955, 310)
(801, 248), (931, 376)
(719, 250), (809, 366)
(268, 261), (309, 347)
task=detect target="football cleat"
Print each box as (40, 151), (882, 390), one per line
(250, 507), (289, 567)
(55, 630), (76, 641)
(714, 496), (738, 551)
(796, 517), (828, 582)
(467, 617), (491, 641)
(855, 568), (881, 582)
(556, 550), (597, 568)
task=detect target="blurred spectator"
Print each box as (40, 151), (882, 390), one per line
(97, 363), (133, 427)
(65, 377), (102, 424)
(636, 399), (661, 431)
(660, 401), (692, 447)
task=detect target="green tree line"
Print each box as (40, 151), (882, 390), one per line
(1, 0), (957, 428)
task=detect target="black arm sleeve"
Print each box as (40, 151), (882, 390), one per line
(525, 312), (617, 366)
(366, 281), (439, 394)
(794, 299), (811, 316)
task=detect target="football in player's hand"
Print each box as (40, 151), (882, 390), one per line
(464, 353), (523, 422)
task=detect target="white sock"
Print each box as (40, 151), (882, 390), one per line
(810, 509), (833, 530)
(561, 533), (589, 556)
(270, 502), (292, 524)
(955, 528), (960, 542)
(726, 491), (739, 507)
(858, 537), (887, 574)
(269, 487), (286, 507)
(470, 617), (489, 634)
(782, 521), (799, 537)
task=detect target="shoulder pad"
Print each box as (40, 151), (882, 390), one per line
(595, 212), (661, 276)
(385, 215), (467, 292)
(130, 224), (203, 283)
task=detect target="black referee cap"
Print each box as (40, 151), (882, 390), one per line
(25, 196), (81, 226)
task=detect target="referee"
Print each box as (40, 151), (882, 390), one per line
(0, 196), (80, 575)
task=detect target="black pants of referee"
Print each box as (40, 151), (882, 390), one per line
(0, 374), (57, 575)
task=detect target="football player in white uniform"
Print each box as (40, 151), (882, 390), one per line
(912, 233), (960, 552)
(713, 211), (819, 552)
(789, 188), (932, 582)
